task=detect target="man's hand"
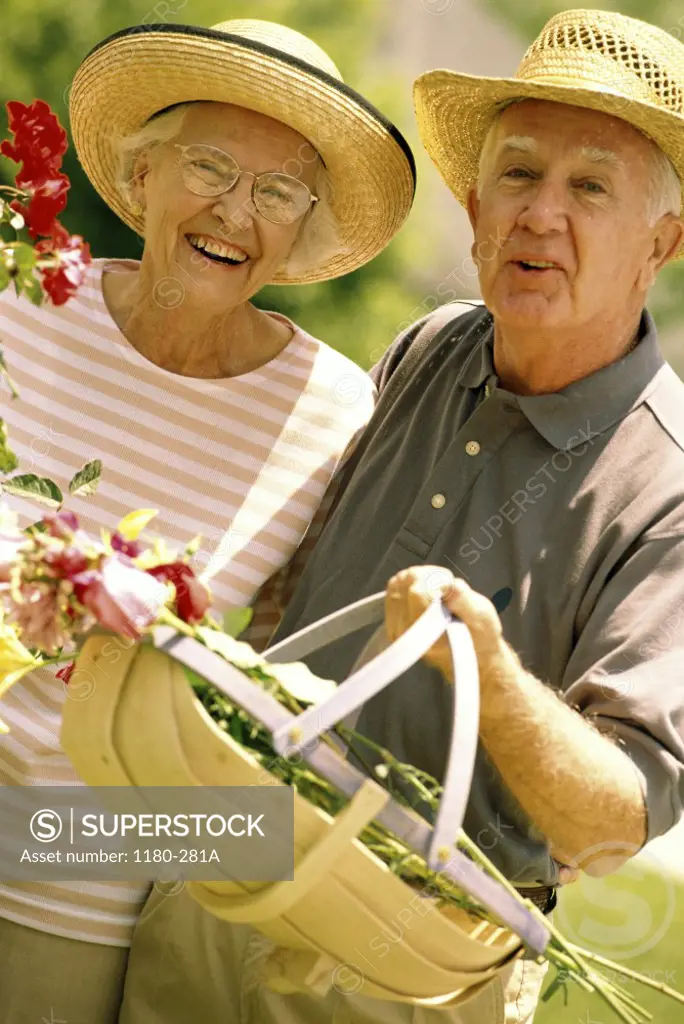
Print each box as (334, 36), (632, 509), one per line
(384, 565), (647, 870)
(385, 565), (513, 686)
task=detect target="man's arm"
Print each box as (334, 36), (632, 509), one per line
(459, 625), (647, 875)
(385, 542), (684, 874)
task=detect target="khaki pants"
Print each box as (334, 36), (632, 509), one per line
(119, 886), (549, 1024)
(0, 915), (129, 1023)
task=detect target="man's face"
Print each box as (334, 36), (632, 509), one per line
(467, 99), (675, 331)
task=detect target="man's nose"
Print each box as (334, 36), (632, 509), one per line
(516, 179), (567, 234)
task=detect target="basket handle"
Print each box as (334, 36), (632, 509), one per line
(265, 592), (479, 872)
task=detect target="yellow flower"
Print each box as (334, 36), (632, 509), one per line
(116, 509), (158, 541)
(0, 622), (42, 731)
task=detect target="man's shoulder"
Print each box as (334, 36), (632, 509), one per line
(371, 300), (490, 395)
(646, 362), (684, 458)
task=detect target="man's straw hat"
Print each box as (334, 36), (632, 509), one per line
(69, 19), (416, 284)
(414, 9), (684, 254)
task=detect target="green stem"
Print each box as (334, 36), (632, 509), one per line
(155, 606), (195, 637)
(566, 944), (684, 1006)
(38, 655), (72, 669)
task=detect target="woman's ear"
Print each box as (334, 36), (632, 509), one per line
(129, 152), (152, 207)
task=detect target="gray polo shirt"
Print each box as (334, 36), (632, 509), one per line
(271, 304), (684, 885)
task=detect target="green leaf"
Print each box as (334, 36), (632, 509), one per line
(541, 969), (569, 1004)
(68, 459), (102, 497)
(2, 474), (63, 507)
(183, 533), (202, 558)
(0, 419), (18, 474)
(12, 243), (36, 272)
(182, 666), (208, 691)
(222, 607), (253, 639)
(0, 262), (9, 292)
(20, 274), (43, 307)
(0, 349), (18, 399)
(24, 520), (48, 536)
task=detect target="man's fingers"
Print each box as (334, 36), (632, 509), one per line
(442, 578), (503, 640)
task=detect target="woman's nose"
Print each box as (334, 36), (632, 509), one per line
(211, 174), (257, 233)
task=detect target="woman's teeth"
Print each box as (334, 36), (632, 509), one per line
(187, 234), (248, 264)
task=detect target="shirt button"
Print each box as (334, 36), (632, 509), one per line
(465, 440), (481, 456)
(431, 493), (446, 509)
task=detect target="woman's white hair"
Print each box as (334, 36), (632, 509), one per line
(476, 105), (681, 227)
(113, 102), (347, 278)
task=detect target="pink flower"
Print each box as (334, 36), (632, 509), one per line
(72, 555), (166, 638)
(35, 223), (91, 306)
(146, 562), (210, 623)
(10, 581), (69, 654)
(42, 510), (79, 537)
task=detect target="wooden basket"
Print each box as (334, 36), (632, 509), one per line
(61, 594), (549, 1007)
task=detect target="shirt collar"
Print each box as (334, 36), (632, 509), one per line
(458, 309), (665, 450)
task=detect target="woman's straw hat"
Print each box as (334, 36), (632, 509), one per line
(69, 18), (416, 284)
(414, 8), (684, 255)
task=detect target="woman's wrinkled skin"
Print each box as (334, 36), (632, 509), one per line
(103, 102), (319, 378)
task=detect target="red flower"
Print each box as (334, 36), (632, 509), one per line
(43, 546), (90, 579)
(10, 176), (70, 240)
(146, 562), (210, 623)
(2, 101), (71, 242)
(1, 100), (67, 183)
(111, 532), (142, 558)
(36, 224), (91, 306)
(72, 555), (167, 639)
(56, 661), (75, 684)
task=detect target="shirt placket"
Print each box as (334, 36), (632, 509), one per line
(395, 387), (518, 560)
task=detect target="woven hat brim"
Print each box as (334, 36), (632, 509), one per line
(70, 26), (416, 285)
(414, 69), (684, 260)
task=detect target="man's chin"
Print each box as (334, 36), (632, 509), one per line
(487, 290), (568, 329)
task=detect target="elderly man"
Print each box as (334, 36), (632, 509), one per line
(119, 8), (684, 1024)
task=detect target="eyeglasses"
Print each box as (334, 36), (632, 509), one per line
(174, 144), (318, 225)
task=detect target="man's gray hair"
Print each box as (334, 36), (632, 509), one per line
(476, 107), (681, 228)
(113, 102), (347, 278)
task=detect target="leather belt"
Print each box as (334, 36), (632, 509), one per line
(515, 884), (556, 915)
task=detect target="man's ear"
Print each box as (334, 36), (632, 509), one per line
(466, 186), (480, 233)
(639, 214), (684, 289)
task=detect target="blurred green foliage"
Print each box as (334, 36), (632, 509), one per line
(538, 865), (683, 1024)
(490, 0), (684, 336)
(0, 0), (424, 367)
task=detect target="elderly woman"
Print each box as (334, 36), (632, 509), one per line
(0, 17), (415, 1024)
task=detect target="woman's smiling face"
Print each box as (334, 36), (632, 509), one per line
(131, 101), (319, 311)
